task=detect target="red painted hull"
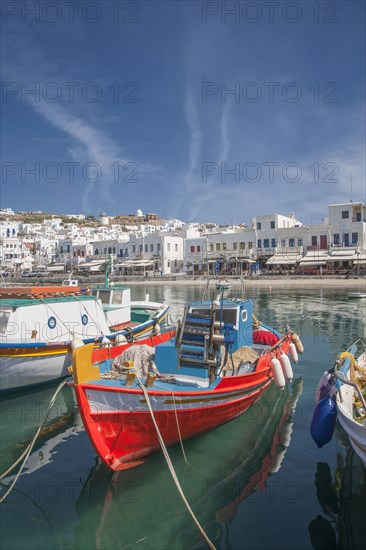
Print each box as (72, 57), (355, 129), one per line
(75, 365), (272, 471)
(73, 335), (297, 471)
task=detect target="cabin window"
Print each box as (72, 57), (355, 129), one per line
(190, 308), (238, 326)
(99, 290), (111, 304)
(112, 290), (123, 305)
(241, 310), (248, 322)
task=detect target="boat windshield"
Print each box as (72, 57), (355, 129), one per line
(98, 290), (111, 305)
(190, 308), (238, 326)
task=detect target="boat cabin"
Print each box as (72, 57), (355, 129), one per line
(91, 285), (131, 327)
(0, 295), (111, 343)
(154, 298), (254, 379)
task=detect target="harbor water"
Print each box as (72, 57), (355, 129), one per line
(1, 285), (366, 550)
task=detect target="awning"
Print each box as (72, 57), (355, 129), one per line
(327, 254), (357, 262)
(353, 257), (366, 265)
(298, 250), (328, 266)
(298, 261), (327, 267)
(329, 249), (357, 257)
(48, 265), (65, 272)
(266, 254), (301, 265)
(78, 261), (106, 271)
(117, 260), (155, 267)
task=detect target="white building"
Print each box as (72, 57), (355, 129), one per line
(0, 221), (20, 238)
(118, 234), (184, 275)
(328, 202), (366, 249)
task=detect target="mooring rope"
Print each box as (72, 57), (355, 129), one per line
(136, 375), (216, 550)
(0, 379), (69, 503)
(153, 379), (201, 474)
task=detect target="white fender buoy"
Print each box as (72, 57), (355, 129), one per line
(270, 357), (286, 389)
(289, 342), (299, 363)
(280, 353), (293, 382)
(71, 337), (84, 350)
(101, 336), (111, 347)
(114, 333), (127, 345)
(291, 333), (304, 354)
(152, 323), (161, 335)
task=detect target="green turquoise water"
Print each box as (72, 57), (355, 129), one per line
(1, 285), (365, 550)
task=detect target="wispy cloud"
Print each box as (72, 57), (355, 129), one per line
(184, 89), (202, 190)
(1, 20), (146, 213)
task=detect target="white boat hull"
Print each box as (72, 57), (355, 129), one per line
(0, 352), (71, 392)
(337, 384), (366, 465)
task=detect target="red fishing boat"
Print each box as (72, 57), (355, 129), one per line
(71, 287), (304, 471)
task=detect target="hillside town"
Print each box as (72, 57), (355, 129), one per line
(1, 201), (365, 278)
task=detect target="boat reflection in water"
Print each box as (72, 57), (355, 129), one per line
(75, 378), (303, 549)
(0, 382), (81, 481)
(309, 424), (366, 550)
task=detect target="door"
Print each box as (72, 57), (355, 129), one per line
(320, 235), (327, 249)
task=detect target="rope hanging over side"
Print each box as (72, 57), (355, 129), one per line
(136, 376), (216, 550)
(0, 379), (69, 503)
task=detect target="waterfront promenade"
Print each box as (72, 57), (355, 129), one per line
(2, 273), (365, 289)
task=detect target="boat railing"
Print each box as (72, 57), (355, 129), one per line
(346, 338), (366, 356)
(334, 360), (366, 410)
(202, 275), (246, 301)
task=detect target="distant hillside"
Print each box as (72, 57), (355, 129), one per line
(0, 212), (166, 227)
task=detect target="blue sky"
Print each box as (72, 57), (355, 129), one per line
(1, 0), (365, 225)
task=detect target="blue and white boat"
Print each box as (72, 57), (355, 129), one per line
(311, 339), (366, 465)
